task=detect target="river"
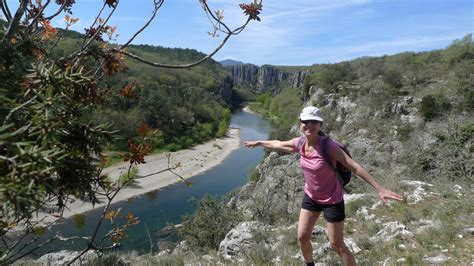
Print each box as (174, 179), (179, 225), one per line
(40, 109), (272, 254)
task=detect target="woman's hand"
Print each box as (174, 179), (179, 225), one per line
(244, 141), (260, 148)
(377, 187), (404, 204)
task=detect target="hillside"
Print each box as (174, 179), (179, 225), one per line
(20, 35), (473, 265)
(48, 32), (235, 152)
(219, 59), (245, 66)
(143, 35), (473, 264)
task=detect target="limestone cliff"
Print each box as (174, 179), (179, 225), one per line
(226, 64), (309, 93)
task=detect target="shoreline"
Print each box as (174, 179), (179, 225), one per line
(34, 128), (241, 223)
(242, 105), (255, 114)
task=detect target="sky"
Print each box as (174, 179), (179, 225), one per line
(4, 0), (474, 65)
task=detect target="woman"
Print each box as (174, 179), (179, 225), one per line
(244, 106), (403, 266)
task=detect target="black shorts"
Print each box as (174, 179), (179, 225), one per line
(301, 193), (345, 223)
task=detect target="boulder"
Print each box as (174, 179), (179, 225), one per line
(171, 240), (191, 255)
(371, 221), (413, 242)
(413, 219), (440, 234)
(218, 221), (274, 261)
(236, 152), (303, 224)
(36, 250), (97, 266)
(344, 237), (362, 254)
(400, 180), (435, 205)
(422, 254), (451, 264)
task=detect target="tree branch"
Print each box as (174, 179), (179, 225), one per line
(112, 0), (256, 69)
(113, 31), (233, 69)
(0, 155), (17, 166)
(3, 95), (38, 127)
(119, 0), (164, 50)
(0, 0), (12, 21)
(200, 0), (232, 34)
(28, 0), (51, 29)
(68, 1), (118, 68)
(80, 3), (106, 49)
(2, 0), (28, 43)
(9, 234), (59, 263)
(44, 0), (66, 20)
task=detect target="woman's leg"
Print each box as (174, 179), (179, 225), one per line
(297, 209), (320, 263)
(326, 221), (356, 266)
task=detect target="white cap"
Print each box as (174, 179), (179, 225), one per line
(299, 106), (323, 121)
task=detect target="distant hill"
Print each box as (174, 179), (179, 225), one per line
(42, 25), (233, 152)
(219, 59), (245, 66)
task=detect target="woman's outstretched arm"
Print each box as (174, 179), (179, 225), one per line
(331, 146), (403, 204)
(244, 139), (297, 153)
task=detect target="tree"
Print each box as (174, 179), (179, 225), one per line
(0, 0), (262, 263)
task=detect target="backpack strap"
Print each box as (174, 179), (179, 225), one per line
(320, 137), (337, 172)
(321, 137), (349, 189)
(295, 136), (305, 160)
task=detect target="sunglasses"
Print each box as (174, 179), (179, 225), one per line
(300, 120), (319, 125)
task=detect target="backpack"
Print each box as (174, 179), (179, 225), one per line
(296, 136), (352, 187)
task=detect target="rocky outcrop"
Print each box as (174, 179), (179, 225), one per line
(235, 152), (303, 224)
(218, 221), (275, 261)
(219, 75), (233, 102)
(227, 64), (258, 84)
(226, 64), (309, 94)
(371, 221), (414, 242)
(35, 250), (97, 265)
(399, 180), (435, 205)
(289, 70), (309, 88)
(422, 254), (452, 264)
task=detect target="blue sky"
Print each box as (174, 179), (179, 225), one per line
(6, 0), (474, 65)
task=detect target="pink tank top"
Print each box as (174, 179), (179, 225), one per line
(293, 136), (344, 204)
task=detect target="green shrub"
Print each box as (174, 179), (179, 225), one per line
(119, 166), (139, 185)
(458, 123), (474, 144)
(248, 168), (261, 183)
(138, 254), (185, 266)
(454, 60), (474, 111)
(216, 120), (228, 138)
(268, 87), (301, 128)
(345, 198), (369, 216)
(256, 93), (272, 109)
(312, 62), (356, 93)
(419, 94), (451, 121)
(165, 143), (181, 152)
(233, 87), (256, 102)
(413, 121), (473, 184)
(244, 244), (274, 265)
(442, 34), (473, 65)
(179, 194), (242, 251)
(398, 124), (414, 140)
(383, 68), (403, 89)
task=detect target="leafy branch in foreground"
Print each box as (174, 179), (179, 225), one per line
(1, 0), (263, 263)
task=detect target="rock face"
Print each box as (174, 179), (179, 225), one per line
(227, 64), (258, 84)
(226, 64), (308, 93)
(257, 65), (286, 92)
(290, 70), (309, 88)
(219, 75), (234, 102)
(235, 152), (303, 224)
(35, 250), (97, 265)
(218, 221), (275, 261)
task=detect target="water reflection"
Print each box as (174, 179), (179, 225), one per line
(145, 190), (158, 200)
(33, 226), (47, 237)
(72, 214), (86, 230)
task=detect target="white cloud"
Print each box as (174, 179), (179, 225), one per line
(212, 1), (373, 64)
(343, 34), (466, 54)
